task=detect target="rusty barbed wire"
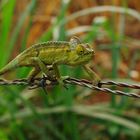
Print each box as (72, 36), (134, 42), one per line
(0, 77), (140, 98)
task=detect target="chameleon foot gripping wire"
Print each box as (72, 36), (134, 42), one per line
(0, 77), (140, 98)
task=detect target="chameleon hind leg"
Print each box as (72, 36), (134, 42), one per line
(31, 57), (57, 80)
(30, 57), (68, 87)
(29, 57), (55, 92)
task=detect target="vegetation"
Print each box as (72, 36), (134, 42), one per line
(0, 0), (140, 139)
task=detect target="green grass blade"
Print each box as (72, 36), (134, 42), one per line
(0, 0), (16, 67)
(1, 0), (36, 66)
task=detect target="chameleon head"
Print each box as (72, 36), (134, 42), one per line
(75, 43), (95, 62)
(76, 43), (94, 56)
(68, 36), (95, 65)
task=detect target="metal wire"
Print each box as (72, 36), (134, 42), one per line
(0, 77), (140, 98)
(65, 78), (140, 98)
(100, 80), (140, 89)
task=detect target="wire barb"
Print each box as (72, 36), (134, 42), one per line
(0, 77), (140, 98)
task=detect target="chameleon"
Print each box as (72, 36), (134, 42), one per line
(0, 36), (100, 86)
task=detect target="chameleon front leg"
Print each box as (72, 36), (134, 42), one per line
(52, 64), (69, 87)
(83, 65), (100, 86)
(30, 58), (68, 87)
(28, 67), (40, 82)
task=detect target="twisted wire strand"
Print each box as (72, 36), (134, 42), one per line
(0, 79), (28, 86)
(66, 78), (140, 89)
(0, 77), (140, 98)
(65, 78), (140, 98)
(100, 80), (140, 89)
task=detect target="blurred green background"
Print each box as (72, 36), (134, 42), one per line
(0, 0), (140, 139)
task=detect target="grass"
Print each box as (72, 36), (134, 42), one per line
(0, 0), (140, 140)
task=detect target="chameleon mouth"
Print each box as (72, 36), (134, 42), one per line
(84, 51), (93, 55)
(84, 49), (94, 55)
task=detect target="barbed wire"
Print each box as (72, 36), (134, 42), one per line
(0, 77), (140, 98)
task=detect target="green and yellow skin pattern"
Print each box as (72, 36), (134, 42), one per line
(0, 36), (100, 85)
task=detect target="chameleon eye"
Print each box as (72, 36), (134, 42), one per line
(76, 45), (84, 55)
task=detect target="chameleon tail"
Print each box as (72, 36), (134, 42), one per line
(0, 57), (19, 75)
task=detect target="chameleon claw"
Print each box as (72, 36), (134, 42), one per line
(58, 76), (69, 90)
(97, 81), (102, 88)
(27, 78), (35, 87)
(92, 79), (101, 87)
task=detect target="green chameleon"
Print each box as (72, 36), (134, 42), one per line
(0, 36), (100, 86)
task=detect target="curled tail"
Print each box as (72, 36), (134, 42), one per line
(0, 57), (19, 75)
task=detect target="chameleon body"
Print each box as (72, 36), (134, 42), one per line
(0, 37), (100, 85)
